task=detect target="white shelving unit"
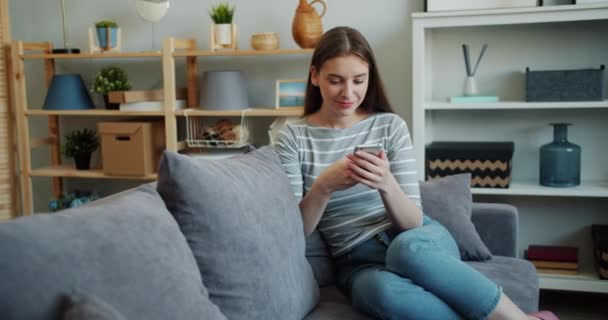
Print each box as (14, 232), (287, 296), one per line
(412, 4), (608, 293)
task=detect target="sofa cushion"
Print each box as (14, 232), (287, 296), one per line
(0, 184), (226, 320)
(61, 294), (127, 320)
(305, 287), (371, 320)
(467, 256), (539, 313)
(157, 147), (319, 320)
(306, 229), (335, 287)
(420, 173), (492, 261)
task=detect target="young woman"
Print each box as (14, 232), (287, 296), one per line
(274, 26), (557, 320)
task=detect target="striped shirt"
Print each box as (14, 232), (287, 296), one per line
(274, 112), (422, 257)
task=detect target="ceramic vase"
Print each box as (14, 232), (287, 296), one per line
(540, 123), (581, 187)
(292, 0), (326, 49)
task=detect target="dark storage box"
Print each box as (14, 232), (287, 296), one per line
(426, 142), (515, 188)
(526, 65), (605, 102)
(592, 224), (608, 280)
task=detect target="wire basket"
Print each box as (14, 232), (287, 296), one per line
(184, 110), (251, 149)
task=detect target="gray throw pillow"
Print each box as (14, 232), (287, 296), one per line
(0, 184), (227, 320)
(156, 147), (319, 320)
(61, 294), (127, 320)
(419, 173), (492, 261)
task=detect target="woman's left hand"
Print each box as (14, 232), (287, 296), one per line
(346, 150), (396, 193)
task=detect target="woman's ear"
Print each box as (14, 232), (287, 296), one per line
(310, 66), (319, 86)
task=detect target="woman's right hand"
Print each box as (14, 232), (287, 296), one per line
(315, 158), (358, 194)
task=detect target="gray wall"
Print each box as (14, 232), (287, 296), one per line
(9, 0), (424, 211)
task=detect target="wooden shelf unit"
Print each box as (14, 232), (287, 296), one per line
(175, 108), (303, 117)
(11, 39), (312, 215)
(412, 4), (608, 293)
(31, 165), (157, 180)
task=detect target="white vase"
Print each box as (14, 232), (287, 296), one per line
(463, 76), (478, 96)
(214, 24), (233, 45)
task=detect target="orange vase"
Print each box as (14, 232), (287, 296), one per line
(292, 0), (326, 49)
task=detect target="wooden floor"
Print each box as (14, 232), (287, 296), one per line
(539, 290), (608, 320)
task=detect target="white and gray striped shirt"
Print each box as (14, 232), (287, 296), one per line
(274, 112), (422, 257)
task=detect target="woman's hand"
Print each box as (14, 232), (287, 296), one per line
(316, 159), (358, 194)
(346, 150), (396, 193)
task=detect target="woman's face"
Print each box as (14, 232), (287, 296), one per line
(311, 54), (370, 118)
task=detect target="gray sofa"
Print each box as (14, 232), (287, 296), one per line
(0, 148), (539, 319)
(305, 203), (539, 319)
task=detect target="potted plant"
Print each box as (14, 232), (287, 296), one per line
(95, 20), (119, 51)
(48, 190), (100, 212)
(62, 128), (100, 170)
(209, 2), (236, 46)
(93, 66), (131, 109)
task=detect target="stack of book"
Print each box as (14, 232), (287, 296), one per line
(592, 224), (608, 279)
(526, 245), (579, 275)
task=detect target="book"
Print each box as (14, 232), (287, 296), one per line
(109, 88), (187, 104)
(426, 0), (538, 12)
(535, 268), (578, 276)
(529, 260), (578, 270)
(119, 100), (186, 112)
(449, 96), (500, 103)
(526, 245), (578, 262)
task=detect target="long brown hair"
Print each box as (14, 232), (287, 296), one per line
(303, 26), (394, 116)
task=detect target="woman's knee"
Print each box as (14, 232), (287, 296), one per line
(351, 271), (402, 317)
(385, 226), (452, 275)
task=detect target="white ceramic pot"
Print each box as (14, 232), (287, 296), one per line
(463, 76), (478, 96)
(135, 0), (170, 22)
(214, 24), (233, 45)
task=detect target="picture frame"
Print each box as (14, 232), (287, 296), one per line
(275, 79), (306, 109)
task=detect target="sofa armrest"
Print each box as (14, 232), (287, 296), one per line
(471, 203), (518, 257)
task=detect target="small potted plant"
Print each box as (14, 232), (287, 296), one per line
(209, 2), (236, 47)
(95, 20), (119, 51)
(62, 128), (100, 170)
(48, 190), (100, 212)
(93, 66), (131, 109)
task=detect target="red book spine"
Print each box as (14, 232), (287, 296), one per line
(526, 245), (578, 262)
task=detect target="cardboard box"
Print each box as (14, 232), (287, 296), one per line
(108, 88), (187, 104)
(98, 121), (165, 176)
(426, 0), (538, 12)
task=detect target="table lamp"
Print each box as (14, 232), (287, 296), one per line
(42, 74), (95, 110)
(199, 71), (249, 110)
(52, 0), (80, 54)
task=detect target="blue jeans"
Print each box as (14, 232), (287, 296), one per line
(334, 216), (501, 320)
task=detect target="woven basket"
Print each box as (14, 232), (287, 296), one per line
(251, 32), (279, 50)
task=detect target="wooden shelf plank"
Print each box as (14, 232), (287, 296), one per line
(23, 52), (162, 59)
(412, 3), (608, 24)
(472, 180), (608, 198)
(176, 108), (303, 117)
(539, 266), (608, 293)
(426, 101), (608, 110)
(173, 48), (313, 57)
(27, 109), (165, 116)
(30, 165), (157, 180)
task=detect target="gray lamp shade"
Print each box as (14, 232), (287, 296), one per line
(42, 74), (95, 110)
(199, 71), (249, 110)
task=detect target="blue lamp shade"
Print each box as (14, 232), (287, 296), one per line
(199, 71), (249, 110)
(42, 74), (95, 110)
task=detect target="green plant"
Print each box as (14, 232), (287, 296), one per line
(209, 2), (235, 24)
(93, 66), (131, 95)
(95, 20), (119, 28)
(49, 190), (100, 212)
(62, 128), (100, 157)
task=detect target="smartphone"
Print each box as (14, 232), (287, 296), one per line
(354, 143), (383, 156)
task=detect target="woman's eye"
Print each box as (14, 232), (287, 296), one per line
(329, 80), (341, 85)
(354, 80), (365, 85)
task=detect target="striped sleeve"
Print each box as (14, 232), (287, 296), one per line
(387, 117), (422, 209)
(273, 125), (304, 200)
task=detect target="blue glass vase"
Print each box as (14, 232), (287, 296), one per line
(540, 123), (581, 187)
